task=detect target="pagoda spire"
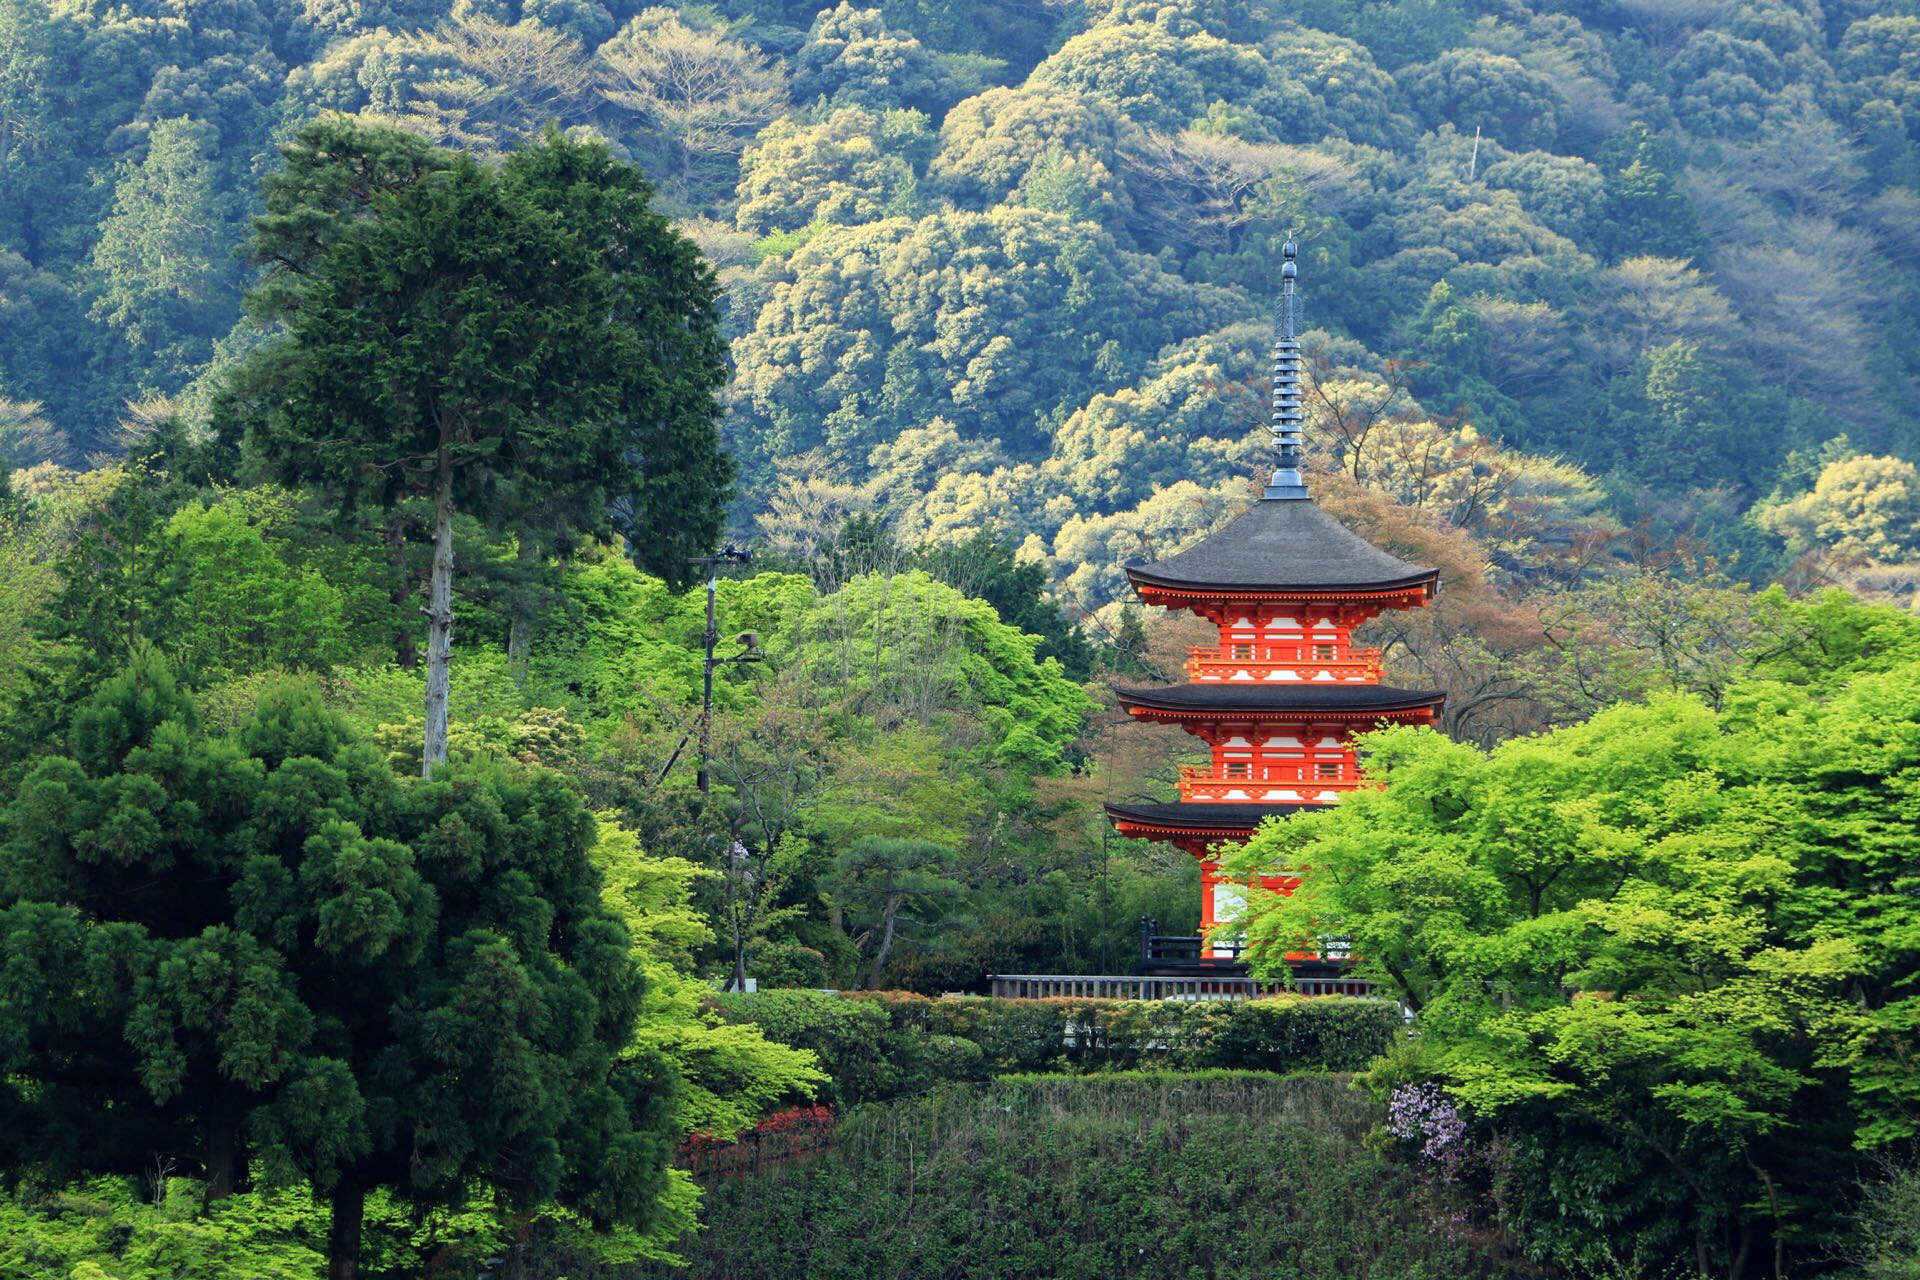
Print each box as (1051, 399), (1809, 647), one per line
(1264, 236), (1308, 501)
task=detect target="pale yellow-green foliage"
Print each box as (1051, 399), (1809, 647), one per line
(1048, 477), (1254, 610)
(893, 460), (1045, 548)
(1759, 453), (1920, 562)
(929, 86), (1132, 215)
(753, 448), (881, 562)
(599, 9), (787, 164)
(404, 15), (591, 154)
(1311, 363), (1617, 573)
(0, 395), (63, 467)
(812, 722), (987, 848)
(1586, 254), (1740, 380)
(865, 418), (1006, 516)
(1040, 324), (1264, 511)
(736, 106), (920, 234)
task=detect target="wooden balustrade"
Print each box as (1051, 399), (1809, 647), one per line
(1185, 645), (1383, 683)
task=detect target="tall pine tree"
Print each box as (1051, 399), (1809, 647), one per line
(224, 118), (729, 774)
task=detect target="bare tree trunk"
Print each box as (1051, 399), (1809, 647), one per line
(204, 1090), (239, 1201)
(506, 537), (538, 687)
(730, 904), (749, 991)
(328, 1176), (365, 1280)
(727, 838), (749, 992)
(867, 887), (902, 988)
(423, 455), (455, 777)
(385, 515), (418, 670)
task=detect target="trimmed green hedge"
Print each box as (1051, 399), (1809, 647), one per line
(630, 1074), (1508, 1280)
(709, 990), (1402, 1103)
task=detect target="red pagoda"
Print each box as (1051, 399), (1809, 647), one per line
(1104, 240), (1442, 971)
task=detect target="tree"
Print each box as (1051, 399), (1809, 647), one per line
(403, 15), (593, 156)
(1263, 24), (1413, 148)
(1758, 454), (1920, 562)
(797, 569), (1091, 775)
(793, 3), (955, 115)
(229, 118), (727, 775)
(1581, 256), (1736, 387)
(929, 85), (1133, 217)
(731, 205), (1237, 472)
(87, 117), (239, 392)
(1608, 340), (1777, 493)
(828, 835), (965, 986)
(919, 527), (1094, 678)
(34, 464), (174, 694)
(1029, 19), (1309, 140)
(151, 496), (351, 682)
(1399, 280), (1524, 437)
(1225, 629), (1920, 1274)
(706, 687), (840, 989)
(590, 813), (824, 1154)
(0, 0), (62, 245)
(598, 9), (787, 210)
(0, 395), (61, 469)
(1480, 150), (1605, 242)
(1121, 129), (1306, 254)
(1400, 48), (1562, 150)
(0, 660), (681, 1279)
(1595, 123), (1704, 263)
(734, 105), (926, 236)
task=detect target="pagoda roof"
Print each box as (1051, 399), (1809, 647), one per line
(1127, 498), (1438, 595)
(1103, 800), (1314, 833)
(1114, 682), (1444, 715)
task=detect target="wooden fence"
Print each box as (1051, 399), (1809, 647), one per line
(986, 974), (1375, 1001)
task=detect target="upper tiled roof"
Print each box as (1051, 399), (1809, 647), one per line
(1128, 498), (1438, 593)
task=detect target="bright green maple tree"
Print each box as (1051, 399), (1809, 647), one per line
(1226, 607), (1920, 1274)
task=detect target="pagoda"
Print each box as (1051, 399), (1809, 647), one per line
(1104, 240), (1442, 969)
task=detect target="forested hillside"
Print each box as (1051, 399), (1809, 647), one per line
(5, 0), (1920, 587)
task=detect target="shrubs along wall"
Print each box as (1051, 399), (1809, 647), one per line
(632, 1073), (1508, 1280)
(709, 991), (1403, 1103)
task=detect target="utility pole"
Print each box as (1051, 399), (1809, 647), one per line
(683, 545), (756, 794)
(1468, 124), (1482, 181)
(687, 544), (758, 796)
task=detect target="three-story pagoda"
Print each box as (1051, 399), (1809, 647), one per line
(1104, 240), (1443, 962)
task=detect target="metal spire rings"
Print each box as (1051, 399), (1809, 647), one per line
(1264, 236), (1308, 501)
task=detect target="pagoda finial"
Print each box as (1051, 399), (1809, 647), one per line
(1264, 235), (1309, 500)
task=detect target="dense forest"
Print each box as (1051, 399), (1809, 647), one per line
(7, 0), (1920, 578)
(4, 0), (1920, 1274)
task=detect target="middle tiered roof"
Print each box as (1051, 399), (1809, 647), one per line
(1114, 682), (1444, 716)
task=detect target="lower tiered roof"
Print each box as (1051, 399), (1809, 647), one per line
(1102, 799), (1312, 837)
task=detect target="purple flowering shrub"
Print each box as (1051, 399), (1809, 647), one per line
(1387, 1081), (1470, 1172)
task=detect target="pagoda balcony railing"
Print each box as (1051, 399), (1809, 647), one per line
(1176, 766), (1363, 802)
(1186, 645), (1382, 683)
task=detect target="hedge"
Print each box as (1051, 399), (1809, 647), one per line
(709, 990), (1403, 1104)
(628, 1074), (1507, 1280)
